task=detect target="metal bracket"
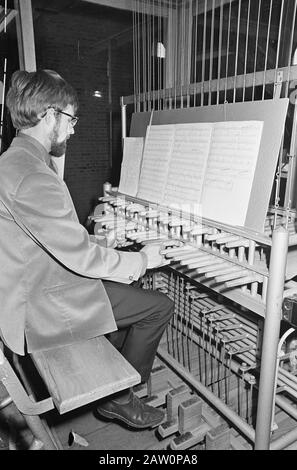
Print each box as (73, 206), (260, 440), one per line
(0, 349), (54, 415)
(274, 71), (284, 99)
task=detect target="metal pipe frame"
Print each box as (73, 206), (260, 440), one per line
(122, 64), (297, 105)
(254, 227), (289, 449)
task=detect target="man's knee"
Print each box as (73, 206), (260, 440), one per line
(158, 292), (174, 319)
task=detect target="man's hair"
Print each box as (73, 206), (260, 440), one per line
(6, 69), (79, 130)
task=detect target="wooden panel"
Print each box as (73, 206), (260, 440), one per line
(31, 336), (141, 414)
(130, 99), (289, 233)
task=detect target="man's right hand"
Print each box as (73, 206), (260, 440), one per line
(140, 243), (170, 270)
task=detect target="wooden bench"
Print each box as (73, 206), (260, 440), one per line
(31, 336), (141, 414)
(0, 336), (141, 449)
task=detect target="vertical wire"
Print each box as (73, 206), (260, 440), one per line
(158, 0), (162, 110)
(273, 148), (282, 229)
(171, 0), (175, 110)
(233, 0), (242, 103)
(207, 320), (214, 388)
(133, 4), (136, 112)
(152, 0), (155, 110)
(262, 0), (273, 100)
(286, 107), (297, 216)
(142, 1), (146, 112)
(190, 0), (194, 107)
(252, 0), (262, 101)
(274, 0), (285, 88)
(193, 0), (199, 107)
(174, 276), (178, 360)
(285, 0), (297, 97)
(148, 0), (151, 111)
(168, 0), (172, 110)
(160, 0), (163, 110)
(217, 0), (224, 105)
(157, 0), (160, 110)
(155, 0), (158, 110)
(187, 0), (193, 107)
(285, 1), (297, 217)
(226, 350), (233, 405)
(201, 0), (207, 106)
(137, 0), (141, 112)
(179, 278), (185, 366)
(181, 2), (187, 108)
(161, 1), (164, 110)
(242, 0), (251, 102)
(135, 0), (138, 111)
(186, 288), (193, 372)
(160, 1), (163, 110)
(174, 0), (178, 109)
(170, 273), (175, 357)
(208, 0), (216, 105)
(151, 1), (154, 110)
(180, 0), (185, 108)
(0, 0), (8, 150)
(224, 0), (232, 103)
(273, 0), (285, 226)
(163, 4), (167, 110)
(138, 0), (142, 111)
(145, 0), (149, 112)
(148, 0), (152, 112)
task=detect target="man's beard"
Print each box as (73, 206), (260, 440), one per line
(49, 124), (67, 157)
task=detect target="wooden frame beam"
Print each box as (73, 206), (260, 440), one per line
(81, 0), (169, 16)
(122, 64), (297, 105)
(0, 7), (17, 34)
(14, 0), (36, 72)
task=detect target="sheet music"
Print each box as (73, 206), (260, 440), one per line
(137, 124), (175, 203)
(163, 123), (213, 208)
(119, 137), (144, 197)
(201, 121), (264, 226)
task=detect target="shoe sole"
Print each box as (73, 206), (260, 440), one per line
(97, 407), (164, 429)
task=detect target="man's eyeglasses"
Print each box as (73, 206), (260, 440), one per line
(41, 107), (79, 127)
(54, 109), (79, 127)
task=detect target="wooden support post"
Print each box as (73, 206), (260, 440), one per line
(144, 363), (183, 408)
(178, 396), (202, 434)
(205, 423), (231, 450)
(167, 385), (192, 421)
(14, 0), (36, 71)
(158, 385), (192, 438)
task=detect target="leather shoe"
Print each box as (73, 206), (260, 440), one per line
(96, 393), (164, 429)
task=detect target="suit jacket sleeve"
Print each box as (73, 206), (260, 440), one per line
(13, 171), (145, 284)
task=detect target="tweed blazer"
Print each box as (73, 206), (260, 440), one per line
(0, 134), (145, 355)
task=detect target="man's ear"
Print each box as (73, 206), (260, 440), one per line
(39, 108), (55, 127)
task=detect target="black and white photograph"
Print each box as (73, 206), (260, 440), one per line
(0, 0), (297, 457)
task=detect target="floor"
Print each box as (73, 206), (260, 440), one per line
(1, 354), (297, 452)
(0, 354), (249, 452)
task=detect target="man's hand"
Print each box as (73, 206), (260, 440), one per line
(140, 243), (170, 269)
(90, 229), (117, 248)
(105, 229), (117, 248)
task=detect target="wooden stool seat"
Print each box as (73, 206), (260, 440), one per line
(31, 336), (141, 414)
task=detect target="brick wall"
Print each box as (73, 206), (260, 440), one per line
(110, 41), (134, 186)
(33, 3), (134, 224)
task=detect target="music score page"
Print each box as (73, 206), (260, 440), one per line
(120, 120), (263, 227)
(137, 125), (175, 203)
(201, 121), (263, 226)
(119, 137), (144, 197)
